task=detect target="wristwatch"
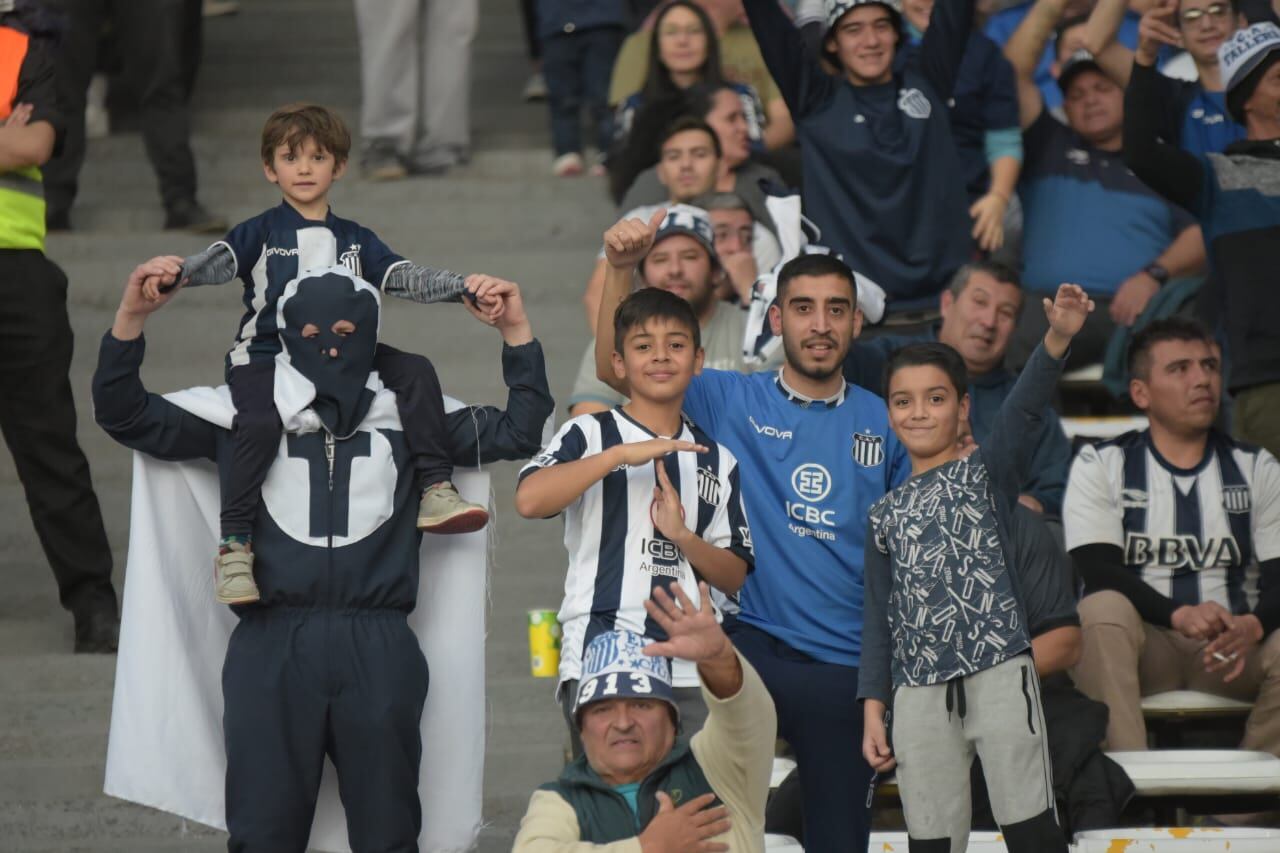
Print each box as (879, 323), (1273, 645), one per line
(1144, 263), (1170, 286)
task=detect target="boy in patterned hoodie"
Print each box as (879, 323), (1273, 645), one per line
(858, 283), (1092, 852)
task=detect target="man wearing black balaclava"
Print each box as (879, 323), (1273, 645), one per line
(92, 259), (553, 852)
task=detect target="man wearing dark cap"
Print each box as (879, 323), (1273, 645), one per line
(1004, 0), (1207, 369)
(513, 584), (777, 852)
(1125, 20), (1280, 458)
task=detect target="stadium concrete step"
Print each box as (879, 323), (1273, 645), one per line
(4, 0), (598, 850)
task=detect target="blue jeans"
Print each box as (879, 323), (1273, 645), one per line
(728, 619), (875, 853)
(542, 26), (625, 156)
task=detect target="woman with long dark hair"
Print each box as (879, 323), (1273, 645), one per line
(610, 1), (778, 157)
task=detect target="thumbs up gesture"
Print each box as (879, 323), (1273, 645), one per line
(604, 208), (666, 270)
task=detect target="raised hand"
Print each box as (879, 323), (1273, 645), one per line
(650, 460), (691, 545)
(617, 437), (709, 468)
(636, 791), (730, 853)
(112, 257), (186, 340)
(462, 275), (533, 345)
(141, 257), (188, 302)
(1042, 282), (1094, 358)
(125, 257), (185, 313)
(1136, 0), (1182, 65)
(642, 582), (731, 664)
(603, 208), (666, 270)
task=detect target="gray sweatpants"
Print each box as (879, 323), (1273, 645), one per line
(892, 655), (1066, 853)
(352, 0), (477, 156)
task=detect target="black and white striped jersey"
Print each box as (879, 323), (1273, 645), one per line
(520, 408), (753, 688)
(1065, 430), (1280, 612)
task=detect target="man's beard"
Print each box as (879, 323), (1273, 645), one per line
(781, 334), (843, 382)
(684, 280), (717, 320)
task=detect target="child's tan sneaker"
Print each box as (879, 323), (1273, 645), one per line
(215, 542), (260, 605)
(417, 482), (489, 534)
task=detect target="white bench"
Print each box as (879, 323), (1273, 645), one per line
(1074, 827), (1280, 851)
(1141, 691), (1254, 749)
(1141, 690), (1254, 720)
(1108, 749), (1280, 823)
(872, 831), (1011, 850)
(1109, 750), (1280, 797)
(1061, 414), (1149, 440)
(769, 832), (1014, 852)
(1061, 364), (1105, 384)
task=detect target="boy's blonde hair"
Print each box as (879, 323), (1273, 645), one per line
(260, 103), (352, 166)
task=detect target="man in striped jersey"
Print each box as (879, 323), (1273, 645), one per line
(516, 287), (754, 758)
(1066, 317), (1280, 755)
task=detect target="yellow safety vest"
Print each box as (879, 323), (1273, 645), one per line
(0, 25), (46, 252)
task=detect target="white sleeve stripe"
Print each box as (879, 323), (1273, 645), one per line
(210, 240), (238, 279)
(379, 258), (412, 291)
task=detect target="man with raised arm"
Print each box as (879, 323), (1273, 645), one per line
(738, 0), (977, 325)
(513, 582), (776, 853)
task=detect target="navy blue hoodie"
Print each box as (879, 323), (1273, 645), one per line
(742, 0), (975, 310)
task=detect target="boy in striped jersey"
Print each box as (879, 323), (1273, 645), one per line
(858, 283), (1092, 853)
(516, 288), (754, 756)
(137, 103), (496, 606)
(1066, 317), (1280, 757)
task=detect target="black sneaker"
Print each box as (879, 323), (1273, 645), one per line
(73, 605), (120, 654)
(164, 199), (228, 234)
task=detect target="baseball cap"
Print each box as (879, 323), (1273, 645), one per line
(573, 630), (678, 725)
(824, 0), (904, 39)
(1220, 22), (1280, 123)
(824, 0), (906, 45)
(1057, 49), (1105, 94)
(643, 204), (721, 271)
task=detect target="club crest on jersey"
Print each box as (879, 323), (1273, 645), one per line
(339, 244), (363, 278)
(1223, 485), (1251, 514)
(898, 88), (931, 120)
(697, 467), (722, 505)
(853, 431), (885, 468)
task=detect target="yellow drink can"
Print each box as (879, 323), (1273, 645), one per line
(528, 609), (561, 678)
